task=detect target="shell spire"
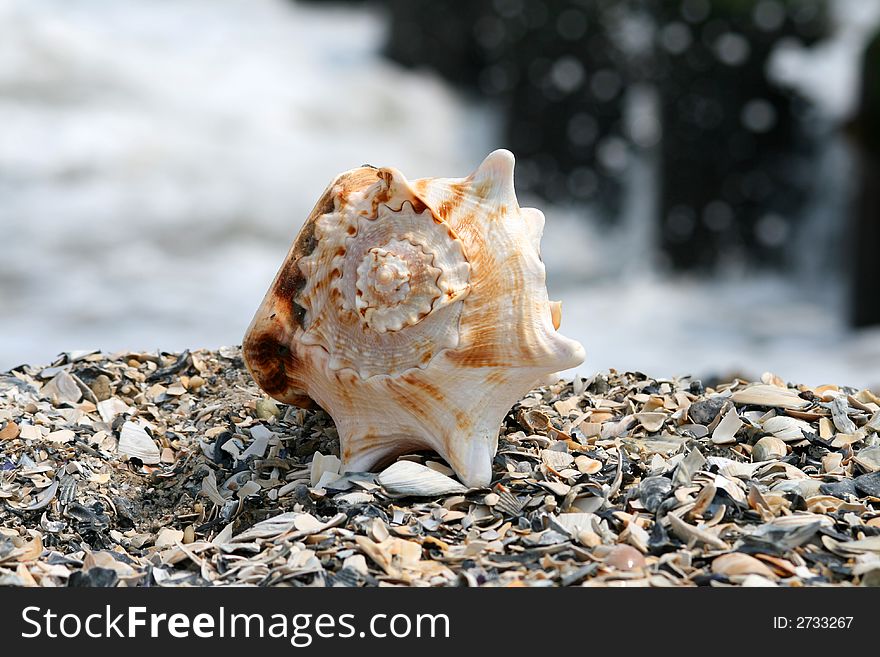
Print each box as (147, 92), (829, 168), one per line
(243, 150), (585, 487)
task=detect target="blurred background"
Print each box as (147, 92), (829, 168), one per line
(1, 0), (879, 388)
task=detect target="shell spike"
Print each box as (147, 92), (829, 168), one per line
(443, 427), (496, 488)
(469, 148), (517, 205)
(521, 207), (545, 251)
(371, 166), (428, 215)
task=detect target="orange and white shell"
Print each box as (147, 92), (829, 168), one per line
(243, 150), (585, 487)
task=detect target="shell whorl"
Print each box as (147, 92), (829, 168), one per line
(355, 239), (438, 332)
(296, 177), (471, 379)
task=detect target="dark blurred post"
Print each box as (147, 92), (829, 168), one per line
(382, 0), (639, 218)
(379, 0), (835, 276)
(652, 0), (828, 271)
(851, 30), (880, 327)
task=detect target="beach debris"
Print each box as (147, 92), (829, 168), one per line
(377, 460), (467, 498)
(752, 436), (787, 462)
(117, 421), (161, 464)
(603, 545), (645, 571)
(673, 447), (707, 488)
(639, 476), (673, 512)
(711, 553), (776, 579)
(711, 408), (743, 444)
(254, 397), (281, 420)
(636, 412), (667, 432)
(830, 396), (857, 434)
(310, 452), (341, 488)
(854, 472), (880, 498)
(1, 350), (878, 587)
(40, 371), (81, 405)
(667, 513), (729, 550)
(761, 416), (811, 441)
(730, 384), (809, 409)
(687, 396), (725, 425)
(854, 446), (880, 473)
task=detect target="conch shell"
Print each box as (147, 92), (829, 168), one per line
(243, 150), (584, 487)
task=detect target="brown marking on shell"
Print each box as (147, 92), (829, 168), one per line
(340, 435), (379, 462)
(332, 370), (354, 406)
(401, 372), (446, 403)
(549, 301), (562, 330)
(445, 341), (508, 368)
(380, 196), (429, 217)
(383, 377), (438, 426)
(242, 329), (314, 408)
(413, 178), (431, 197)
(244, 167), (382, 406)
(340, 440), (359, 462)
(272, 216), (316, 328)
(269, 167), (382, 329)
(454, 410), (471, 430)
(445, 222), (529, 368)
(446, 180), (470, 199)
(436, 201), (454, 221)
(342, 432), (392, 458)
(435, 183), (468, 222)
(486, 371), (508, 386)
(486, 201), (510, 224)
(377, 169), (393, 189)
(333, 167), (383, 211)
(409, 197), (428, 215)
(474, 179), (492, 199)
(369, 169), (393, 217)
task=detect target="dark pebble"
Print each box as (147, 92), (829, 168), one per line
(648, 517), (676, 554)
(212, 431), (236, 467)
(639, 476), (673, 513)
(854, 472), (880, 498)
(819, 479), (859, 499)
(327, 567), (363, 588)
(68, 567), (118, 588)
(687, 396), (725, 425)
(560, 563), (599, 586)
(589, 374), (609, 394)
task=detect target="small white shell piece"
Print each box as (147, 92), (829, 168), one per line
(377, 460), (468, 498)
(118, 420), (161, 465)
(243, 150), (586, 487)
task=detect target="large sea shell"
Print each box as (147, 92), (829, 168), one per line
(243, 150), (585, 487)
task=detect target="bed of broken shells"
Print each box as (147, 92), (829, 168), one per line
(2, 347), (880, 588)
